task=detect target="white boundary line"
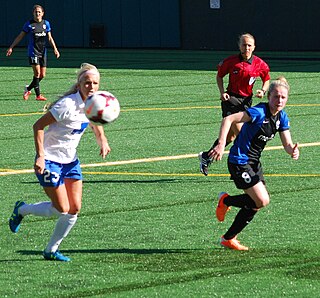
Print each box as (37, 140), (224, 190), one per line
(0, 142), (319, 176)
(1, 103), (320, 117)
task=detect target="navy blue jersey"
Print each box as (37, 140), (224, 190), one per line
(228, 102), (290, 165)
(22, 19), (51, 57)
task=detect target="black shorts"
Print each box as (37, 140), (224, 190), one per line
(28, 55), (47, 67)
(228, 160), (265, 189)
(221, 94), (252, 117)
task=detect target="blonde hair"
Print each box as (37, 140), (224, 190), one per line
(238, 33), (255, 46)
(268, 76), (290, 95)
(60, 63), (100, 97)
(44, 63), (100, 111)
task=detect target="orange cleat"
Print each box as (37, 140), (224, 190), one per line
(23, 85), (31, 100)
(219, 236), (249, 251)
(36, 94), (47, 101)
(216, 192), (231, 222)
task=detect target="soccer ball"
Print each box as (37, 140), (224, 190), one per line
(84, 91), (120, 124)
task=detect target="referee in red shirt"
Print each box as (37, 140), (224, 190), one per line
(199, 33), (270, 176)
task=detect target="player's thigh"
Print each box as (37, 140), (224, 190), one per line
(244, 182), (270, 208)
(64, 178), (83, 214)
(43, 184), (70, 213)
(40, 66), (47, 78)
(31, 64), (41, 77)
(39, 56), (47, 78)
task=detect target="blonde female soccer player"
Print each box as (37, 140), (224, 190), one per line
(9, 63), (111, 261)
(209, 77), (299, 250)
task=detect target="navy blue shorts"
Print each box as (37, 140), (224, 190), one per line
(28, 55), (47, 67)
(36, 159), (82, 187)
(228, 160), (265, 190)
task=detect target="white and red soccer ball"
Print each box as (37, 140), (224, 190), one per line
(84, 91), (120, 124)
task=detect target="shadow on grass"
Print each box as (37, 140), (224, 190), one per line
(17, 247), (197, 256)
(15, 247), (320, 297)
(21, 178), (228, 185)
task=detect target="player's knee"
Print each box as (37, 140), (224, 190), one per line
(53, 204), (70, 214)
(256, 196), (270, 208)
(49, 205), (67, 217)
(69, 206), (81, 214)
(68, 202), (82, 214)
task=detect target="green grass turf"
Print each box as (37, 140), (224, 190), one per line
(0, 49), (320, 297)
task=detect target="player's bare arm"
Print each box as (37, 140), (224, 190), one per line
(280, 130), (300, 160)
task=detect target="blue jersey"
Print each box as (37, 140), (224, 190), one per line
(228, 102), (290, 165)
(22, 19), (51, 57)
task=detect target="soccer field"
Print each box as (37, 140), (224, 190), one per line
(0, 49), (320, 297)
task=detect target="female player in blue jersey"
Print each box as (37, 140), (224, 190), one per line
(6, 4), (60, 101)
(209, 77), (299, 250)
(9, 63), (111, 262)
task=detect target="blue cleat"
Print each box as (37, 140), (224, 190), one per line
(9, 201), (26, 233)
(43, 250), (71, 262)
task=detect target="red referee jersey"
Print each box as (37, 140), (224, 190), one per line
(217, 54), (270, 97)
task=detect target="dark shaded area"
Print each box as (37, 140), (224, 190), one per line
(1, 48), (320, 72)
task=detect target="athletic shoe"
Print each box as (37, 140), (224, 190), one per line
(23, 85), (32, 100)
(9, 200), (26, 233)
(198, 152), (211, 176)
(219, 236), (249, 251)
(216, 192), (231, 222)
(43, 250), (71, 262)
(36, 94), (47, 101)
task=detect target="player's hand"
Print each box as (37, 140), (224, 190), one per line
(34, 156), (45, 174)
(255, 89), (265, 98)
(100, 142), (111, 159)
(291, 143), (299, 160)
(54, 49), (60, 59)
(220, 93), (230, 101)
(6, 48), (13, 56)
(208, 143), (225, 161)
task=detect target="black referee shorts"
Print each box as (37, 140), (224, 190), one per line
(221, 94), (252, 117)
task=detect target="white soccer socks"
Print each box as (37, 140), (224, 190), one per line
(19, 201), (61, 217)
(45, 213), (78, 253)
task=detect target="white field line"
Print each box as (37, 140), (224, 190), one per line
(0, 142), (319, 176)
(1, 103), (320, 117)
(0, 106), (219, 118)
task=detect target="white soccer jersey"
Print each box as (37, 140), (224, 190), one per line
(44, 92), (90, 164)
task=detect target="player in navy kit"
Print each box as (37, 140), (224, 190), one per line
(8, 63), (111, 262)
(199, 33), (270, 175)
(6, 4), (60, 101)
(209, 77), (299, 250)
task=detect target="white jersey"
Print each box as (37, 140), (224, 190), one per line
(44, 91), (90, 164)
